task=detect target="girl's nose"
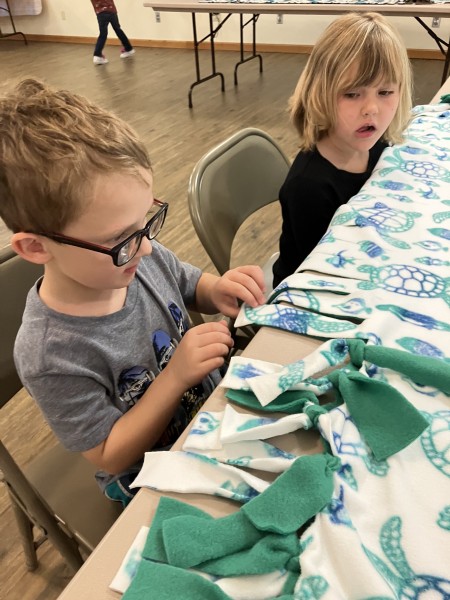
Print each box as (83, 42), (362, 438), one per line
(362, 99), (378, 117)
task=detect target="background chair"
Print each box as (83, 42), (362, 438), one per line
(0, 246), (122, 572)
(188, 127), (291, 292)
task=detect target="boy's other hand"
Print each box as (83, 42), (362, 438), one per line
(211, 266), (266, 318)
(165, 320), (233, 389)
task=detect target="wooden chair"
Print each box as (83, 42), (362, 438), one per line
(0, 246), (122, 572)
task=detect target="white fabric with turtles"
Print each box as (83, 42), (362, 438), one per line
(221, 102), (450, 597)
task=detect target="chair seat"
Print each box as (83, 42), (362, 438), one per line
(26, 443), (122, 552)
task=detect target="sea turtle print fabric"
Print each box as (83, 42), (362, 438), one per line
(222, 102), (450, 597)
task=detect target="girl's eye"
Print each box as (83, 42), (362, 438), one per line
(344, 92), (359, 99)
(379, 90), (394, 97)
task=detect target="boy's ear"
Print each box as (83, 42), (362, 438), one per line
(11, 232), (53, 265)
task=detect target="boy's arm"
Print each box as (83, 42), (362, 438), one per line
(82, 320), (233, 475)
(193, 267), (266, 318)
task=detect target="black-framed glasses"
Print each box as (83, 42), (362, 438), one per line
(33, 199), (168, 267)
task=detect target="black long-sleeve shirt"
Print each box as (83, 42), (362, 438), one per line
(272, 141), (387, 288)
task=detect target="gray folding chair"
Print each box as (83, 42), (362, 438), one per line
(0, 246), (122, 572)
(188, 127), (291, 292)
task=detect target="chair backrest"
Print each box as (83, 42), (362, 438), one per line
(188, 128), (291, 275)
(0, 246), (43, 408)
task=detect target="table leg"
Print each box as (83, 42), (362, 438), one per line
(441, 33), (450, 85)
(234, 14), (263, 86)
(0, 1), (28, 45)
(414, 17), (449, 85)
(188, 12), (229, 109)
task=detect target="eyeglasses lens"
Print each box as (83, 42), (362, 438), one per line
(118, 239), (137, 266)
(149, 211), (165, 239)
(116, 206), (166, 267)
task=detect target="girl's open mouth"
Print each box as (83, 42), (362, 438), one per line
(357, 125), (376, 133)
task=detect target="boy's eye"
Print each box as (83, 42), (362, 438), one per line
(113, 233), (129, 244)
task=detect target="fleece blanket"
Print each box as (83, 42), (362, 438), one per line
(113, 103), (450, 598)
(224, 102), (450, 596)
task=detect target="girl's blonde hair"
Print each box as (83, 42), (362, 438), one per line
(290, 12), (412, 151)
(0, 78), (152, 234)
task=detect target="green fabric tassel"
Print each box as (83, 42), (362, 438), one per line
(159, 454), (337, 574)
(348, 338), (450, 395)
(243, 453), (340, 534)
(197, 532), (299, 577)
(142, 496), (212, 563)
(226, 388), (318, 414)
(122, 561), (233, 600)
(163, 510), (262, 569)
(327, 368), (428, 461)
(142, 496), (301, 578)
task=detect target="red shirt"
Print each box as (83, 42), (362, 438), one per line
(91, 0), (117, 14)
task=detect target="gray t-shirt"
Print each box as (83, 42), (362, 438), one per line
(14, 241), (221, 489)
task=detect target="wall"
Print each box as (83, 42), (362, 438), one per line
(1, 0), (449, 51)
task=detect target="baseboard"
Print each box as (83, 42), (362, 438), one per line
(15, 34), (445, 61)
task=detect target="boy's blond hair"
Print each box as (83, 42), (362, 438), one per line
(0, 78), (151, 234)
(290, 12), (412, 151)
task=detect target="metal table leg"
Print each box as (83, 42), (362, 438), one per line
(415, 17), (449, 85)
(234, 13), (263, 86)
(188, 11), (231, 108)
(0, 0), (28, 45)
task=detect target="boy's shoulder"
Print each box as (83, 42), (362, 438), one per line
(138, 241), (193, 279)
(137, 241), (202, 304)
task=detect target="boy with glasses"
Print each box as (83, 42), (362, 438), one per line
(0, 78), (266, 506)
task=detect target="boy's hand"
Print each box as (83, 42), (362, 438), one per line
(210, 265), (266, 318)
(164, 320), (233, 389)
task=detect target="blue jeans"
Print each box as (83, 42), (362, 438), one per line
(94, 12), (133, 57)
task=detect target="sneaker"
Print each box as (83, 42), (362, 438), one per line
(93, 55), (108, 65)
(120, 49), (136, 59)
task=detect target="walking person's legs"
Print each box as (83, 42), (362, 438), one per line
(109, 13), (135, 57)
(93, 12), (110, 64)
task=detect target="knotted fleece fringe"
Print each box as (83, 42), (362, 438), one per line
(122, 453), (340, 600)
(227, 338), (432, 460)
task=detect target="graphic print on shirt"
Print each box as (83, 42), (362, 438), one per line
(118, 366), (155, 406)
(117, 301), (207, 448)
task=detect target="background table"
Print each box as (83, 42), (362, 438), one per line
(0, 0), (27, 44)
(144, 0), (450, 106)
